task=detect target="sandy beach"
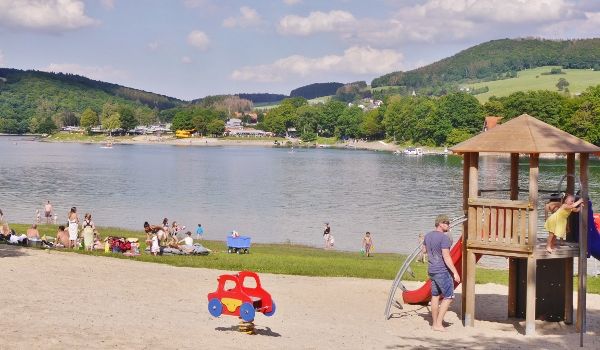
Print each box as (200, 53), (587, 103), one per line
(122, 135), (403, 153)
(1, 245), (598, 349)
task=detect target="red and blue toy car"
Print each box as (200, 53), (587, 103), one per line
(207, 271), (276, 322)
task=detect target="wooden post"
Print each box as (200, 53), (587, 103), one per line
(528, 154), (539, 246)
(464, 152), (479, 327)
(565, 258), (573, 324)
(510, 153), (519, 200)
(577, 153), (589, 346)
(565, 153), (575, 325)
(508, 153), (519, 318)
(461, 153), (470, 322)
(525, 153), (539, 336)
(567, 153), (575, 195)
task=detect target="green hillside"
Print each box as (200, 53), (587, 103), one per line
(372, 38), (600, 95)
(469, 66), (600, 102)
(0, 68), (184, 133)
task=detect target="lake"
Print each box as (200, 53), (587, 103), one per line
(2, 136), (600, 258)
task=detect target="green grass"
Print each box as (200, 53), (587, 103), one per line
(8, 223), (600, 293)
(315, 136), (337, 145)
(470, 66), (600, 102)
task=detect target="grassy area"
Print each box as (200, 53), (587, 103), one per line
(9, 223), (600, 293)
(470, 66), (600, 102)
(46, 132), (134, 143)
(315, 136), (338, 145)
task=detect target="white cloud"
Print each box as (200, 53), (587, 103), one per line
(187, 30), (210, 50)
(0, 0), (98, 32)
(42, 63), (129, 82)
(404, 0), (574, 24)
(181, 56), (193, 64)
(100, 0), (115, 10)
(0, 50), (5, 66)
(278, 10), (356, 36)
(147, 41), (160, 51)
(223, 6), (261, 28)
(230, 46), (403, 83)
(283, 0), (302, 5)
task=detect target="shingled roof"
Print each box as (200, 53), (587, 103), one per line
(451, 114), (600, 154)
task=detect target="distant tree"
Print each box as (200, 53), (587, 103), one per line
(171, 111), (194, 131)
(36, 117), (58, 134)
(206, 119), (225, 136)
(556, 77), (570, 91)
(446, 128), (472, 146)
(61, 112), (79, 127)
(135, 107), (157, 126)
(300, 130), (318, 142)
(80, 108), (99, 131)
(103, 113), (121, 135)
(436, 92), (484, 135)
(318, 99), (346, 136)
(360, 108), (384, 139)
(118, 106), (137, 132)
(335, 106), (363, 139)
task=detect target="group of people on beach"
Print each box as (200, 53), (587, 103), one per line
(0, 204), (102, 250)
(143, 218), (205, 256)
(322, 223), (375, 257)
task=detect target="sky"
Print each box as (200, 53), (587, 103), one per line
(1, 0), (600, 101)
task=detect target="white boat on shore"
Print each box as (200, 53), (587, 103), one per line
(403, 147), (423, 156)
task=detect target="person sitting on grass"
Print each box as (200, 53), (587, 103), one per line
(26, 224), (41, 240)
(1, 222), (13, 241)
(178, 231), (195, 254)
(55, 225), (70, 248)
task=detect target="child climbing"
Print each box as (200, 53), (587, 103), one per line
(545, 193), (583, 253)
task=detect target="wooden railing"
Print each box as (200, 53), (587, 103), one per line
(467, 198), (534, 254)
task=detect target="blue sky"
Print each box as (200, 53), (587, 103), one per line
(1, 0), (600, 100)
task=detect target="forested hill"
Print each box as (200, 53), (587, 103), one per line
(0, 68), (185, 133)
(372, 38), (600, 90)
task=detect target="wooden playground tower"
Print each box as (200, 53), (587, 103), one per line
(450, 114), (600, 339)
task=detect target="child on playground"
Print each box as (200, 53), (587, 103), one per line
(545, 193), (583, 253)
(362, 231), (373, 257)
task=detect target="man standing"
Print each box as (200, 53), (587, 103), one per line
(423, 214), (460, 332)
(44, 201), (53, 224)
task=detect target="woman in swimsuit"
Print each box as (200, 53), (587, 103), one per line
(68, 207), (80, 249)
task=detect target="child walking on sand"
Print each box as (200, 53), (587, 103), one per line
(545, 193), (583, 253)
(362, 232), (373, 257)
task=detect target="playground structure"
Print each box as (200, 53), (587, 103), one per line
(386, 114), (600, 346)
(207, 271), (275, 334)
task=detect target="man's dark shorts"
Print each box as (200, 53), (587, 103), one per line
(429, 271), (454, 299)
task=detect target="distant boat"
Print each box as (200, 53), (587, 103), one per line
(403, 147), (423, 156)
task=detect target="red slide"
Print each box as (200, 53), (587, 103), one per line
(402, 238), (479, 305)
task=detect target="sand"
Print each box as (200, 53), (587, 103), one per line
(1, 245), (598, 349)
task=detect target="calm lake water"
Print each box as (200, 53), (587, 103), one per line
(2, 136), (600, 259)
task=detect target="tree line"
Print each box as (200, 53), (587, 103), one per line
(259, 85), (600, 146)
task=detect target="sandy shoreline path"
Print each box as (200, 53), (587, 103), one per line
(1, 245), (598, 349)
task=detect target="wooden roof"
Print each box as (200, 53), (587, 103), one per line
(451, 114), (600, 154)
